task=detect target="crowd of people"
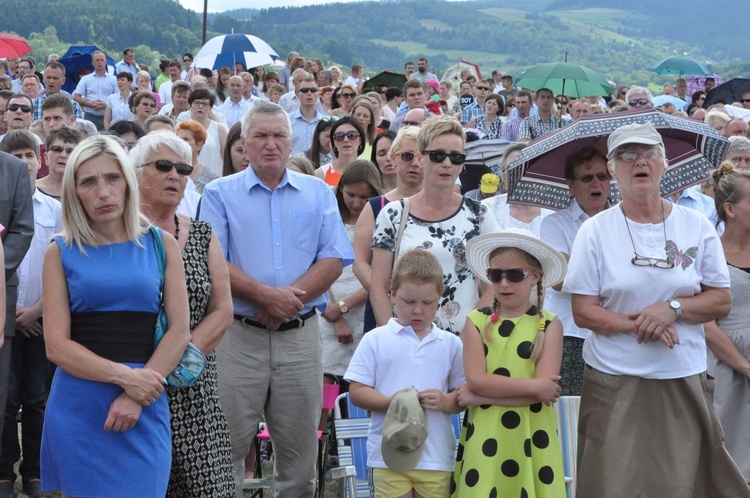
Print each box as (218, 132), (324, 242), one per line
(0, 45), (748, 498)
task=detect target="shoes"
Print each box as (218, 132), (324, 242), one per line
(0, 480), (12, 498)
(22, 480), (50, 498)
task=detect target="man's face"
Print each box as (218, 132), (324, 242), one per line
(628, 93), (652, 110)
(474, 82), (490, 100)
(405, 87), (425, 109)
(502, 78), (513, 90)
(42, 107), (75, 133)
(228, 77), (244, 100)
(169, 65), (181, 81)
(405, 63), (414, 75)
(662, 85), (675, 95)
(172, 91), (189, 112)
(728, 150), (750, 170)
(124, 51), (135, 65)
(676, 80), (687, 96)
(10, 148), (39, 188)
(296, 82), (319, 107)
(725, 120), (748, 138)
(515, 96), (531, 118)
(6, 97), (32, 130)
(570, 102), (590, 120)
(43, 68), (65, 94)
(460, 83), (471, 95)
(17, 61), (33, 78)
(417, 60), (427, 73)
(182, 55), (192, 70)
(243, 114), (292, 178)
(536, 91), (553, 112)
(92, 53), (106, 72)
(21, 77), (40, 99)
(741, 93), (750, 110)
(705, 79), (715, 92)
(402, 109), (426, 127)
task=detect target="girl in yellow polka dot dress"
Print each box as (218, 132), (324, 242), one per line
(452, 229), (567, 498)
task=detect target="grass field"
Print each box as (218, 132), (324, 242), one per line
(369, 38), (512, 69)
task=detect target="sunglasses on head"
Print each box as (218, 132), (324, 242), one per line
(7, 103), (31, 113)
(298, 87), (318, 94)
(144, 160), (193, 176)
(48, 145), (75, 154)
(573, 172), (610, 183)
(422, 149), (467, 165)
(321, 115), (339, 122)
(333, 131), (360, 141)
(486, 268), (533, 284)
(628, 98), (650, 107)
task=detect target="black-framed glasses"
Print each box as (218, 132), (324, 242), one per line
(48, 145), (75, 154)
(144, 160), (193, 176)
(476, 86), (490, 91)
(618, 150), (660, 162)
(7, 103), (31, 113)
(628, 98), (650, 107)
(486, 268), (533, 284)
(183, 58), (192, 63)
(333, 131), (360, 141)
(398, 152), (416, 162)
(298, 87), (318, 94)
(192, 101), (211, 108)
(573, 172), (610, 183)
(422, 149), (467, 165)
(741, 99), (750, 103)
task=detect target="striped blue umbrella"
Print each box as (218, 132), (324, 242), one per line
(193, 33), (279, 70)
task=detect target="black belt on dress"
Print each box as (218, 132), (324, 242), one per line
(234, 308), (316, 331)
(70, 311), (157, 363)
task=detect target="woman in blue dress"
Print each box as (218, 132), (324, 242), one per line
(40, 135), (190, 497)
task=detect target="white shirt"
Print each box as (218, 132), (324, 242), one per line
(344, 318), (465, 471)
(481, 194), (553, 237)
(159, 80), (175, 106)
(106, 91), (134, 126)
(175, 109), (228, 129)
(18, 188), (62, 308)
(176, 178), (200, 218)
(217, 97), (253, 129)
(563, 204), (729, 379)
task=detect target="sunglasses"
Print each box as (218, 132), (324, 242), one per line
(573, 172), (610, 183)
(741, 99), (750, 103)
(422, 149), (467, 165)
(341, 93), (356, 99)
(333, 131), (360, 141)
(48, 145), (75, 154)
(321, 115), (339, 122)
(183, 58), (192, 63)
(617, 150), (660, 162)
(621, 90), (628, 95)
(140, 102), (156, 108)
(298, 87), (318, 94)
(476, 86), (490, 91)
(397, 151), (417, 162)
(628, 98), (650, 107)
(7, 103), (31, 113)
(486, 268), (533, 284)
(144, 159), (193, 176)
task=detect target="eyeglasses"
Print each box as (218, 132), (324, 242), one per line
(617, 150), (660, 162)
(48, 145), (75, 154)
(333, 131), (360, 141)
(183, 58), (192, 63)
(7, 103), (31, 113)
(573, 172), (610, 183)
(476, 86), (490, 91)
(631, 255), (674, 268)
(298, 87), (318, 94)
(486, 268), (533, 284)
(422, 149), (467, 165)
(557, 100), (569, 105)
(144, 160), (194, 176)
(341, 92), (356, 99)
(628, 98), (650, 107)
(192, 101), (211, 108)
(397, 152), (416, 162)
(140, 102), (156, 108)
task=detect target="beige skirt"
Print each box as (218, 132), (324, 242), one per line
(575, 367), (750, 498)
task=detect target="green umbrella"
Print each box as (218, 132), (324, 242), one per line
(649, 56), (711, 77)
(515, 62), (611, 98)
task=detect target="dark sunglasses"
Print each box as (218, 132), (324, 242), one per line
(321, 115), (339, 122)
(140, 102), (156, 108)
(486, 268), (533, 284)
(48, 145), (75, 154)
(741, 99), (750, 103)
(476, 86), (490, 91)
(398, 152), (416, 162)
(422, 149), (467, 165)
(7, 103), (31, 113)
(183, 58), (192, 63)
(628, 98), (650, 107)
(506, 103), (515, 108)
(333, 131), (360, 141)
(341, 92), (356, 98)
(144, 160), (193, 176)
(298, 87), (318, 94)
(573, 172), (610, 183)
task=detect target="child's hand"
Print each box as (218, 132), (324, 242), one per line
(534, 375), (562, 406)
(455, 384), (480, 407)
(418, 388), (446, 412)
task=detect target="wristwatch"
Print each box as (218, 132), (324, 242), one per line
(667, 299), (682, 321)
(338, 301), (349, 314)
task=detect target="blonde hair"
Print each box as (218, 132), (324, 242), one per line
(389, 126), (420, 157)
(482, 247), (547, 362)
(416, 115), (466, 152)
(61, 135), (149, 252)
(391, 248), (444, 296)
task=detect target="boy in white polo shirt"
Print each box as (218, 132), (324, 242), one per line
(345, 248), (465, 498)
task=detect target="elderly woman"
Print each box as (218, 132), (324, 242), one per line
(370, 117), (500, 334)
(135, 70), (161, 109)
(130, 90), (157, 128)
(175, 120), (219, 193)
(187, 88), (227, 177)
(563, 123), (750, 496)
(315, 116), (365, 187)
(540, 146), (611, 395)
(40, 135), (190, 496)
(130, 132), (235, 496)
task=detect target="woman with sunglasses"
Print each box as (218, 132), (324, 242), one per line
(175, 120), (219, 194)
(331, 84), (357, 118)
(315, 116), (365, 187)
(40, 135), (191, 497)
(370, 117), (500, 335)
(564, 123), (749, 496)
(692, 90), (707, 108)
(130, 132), (235, 496)
(130, 91), (157, 129)
(540, 147), (611, 396)
(186, 88), (227, 177)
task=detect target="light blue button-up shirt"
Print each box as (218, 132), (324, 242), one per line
(290, 109), (324, 155)
(199, 166), (354, 317)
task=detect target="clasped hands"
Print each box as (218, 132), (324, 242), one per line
(628, 301), (680, 349)
(105, 367), (166, 432)
(256, 286), (307, 331)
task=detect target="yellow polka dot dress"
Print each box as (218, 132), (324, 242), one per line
(451, 306), (565, 498)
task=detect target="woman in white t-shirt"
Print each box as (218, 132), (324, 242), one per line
(563, 123), (749, 497)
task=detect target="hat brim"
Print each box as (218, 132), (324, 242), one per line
(382, 440), (426, 472)
(466, 229), (568, 288)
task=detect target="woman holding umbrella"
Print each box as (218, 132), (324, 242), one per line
(563, 122), (750, 496)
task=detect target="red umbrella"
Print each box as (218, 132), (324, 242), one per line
(0, 33), (32, 59)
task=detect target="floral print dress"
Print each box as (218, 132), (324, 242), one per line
(371, 198), (500, 334)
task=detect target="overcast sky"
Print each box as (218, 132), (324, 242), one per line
(178, 0), (367, 12)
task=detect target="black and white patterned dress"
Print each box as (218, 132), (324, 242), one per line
(166, 220), (235, 497)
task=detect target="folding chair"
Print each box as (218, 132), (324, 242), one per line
(555, 395), (581, 498)
(329, 392), (371, 498)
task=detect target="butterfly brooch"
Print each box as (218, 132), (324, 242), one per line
(665, 240), (698, 270)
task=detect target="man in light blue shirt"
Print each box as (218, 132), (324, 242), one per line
(72, 51), (116, 130)
(217, 75), (252, 129)
(200, 101), (352, 498)
(289, 77), (323, 155)
(114, 48), (138, 89)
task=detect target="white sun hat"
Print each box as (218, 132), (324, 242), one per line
(466, 229), (568, 288)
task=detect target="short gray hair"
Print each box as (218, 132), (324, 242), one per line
(129, 130), (192, 169)
(727, 136), (750, 156)
(241, 101), (291, 138)
(625, 86), (653, 103)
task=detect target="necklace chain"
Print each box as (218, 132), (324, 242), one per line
(421, 191), (456, 221)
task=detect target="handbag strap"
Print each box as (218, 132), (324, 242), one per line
(150, 225), (167, 343)
(391, 198), (410, 278)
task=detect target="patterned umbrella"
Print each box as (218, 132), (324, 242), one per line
(193, 33), (278, 70)
(0, 33), (31, 59)
(507, 109), (729, 210)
